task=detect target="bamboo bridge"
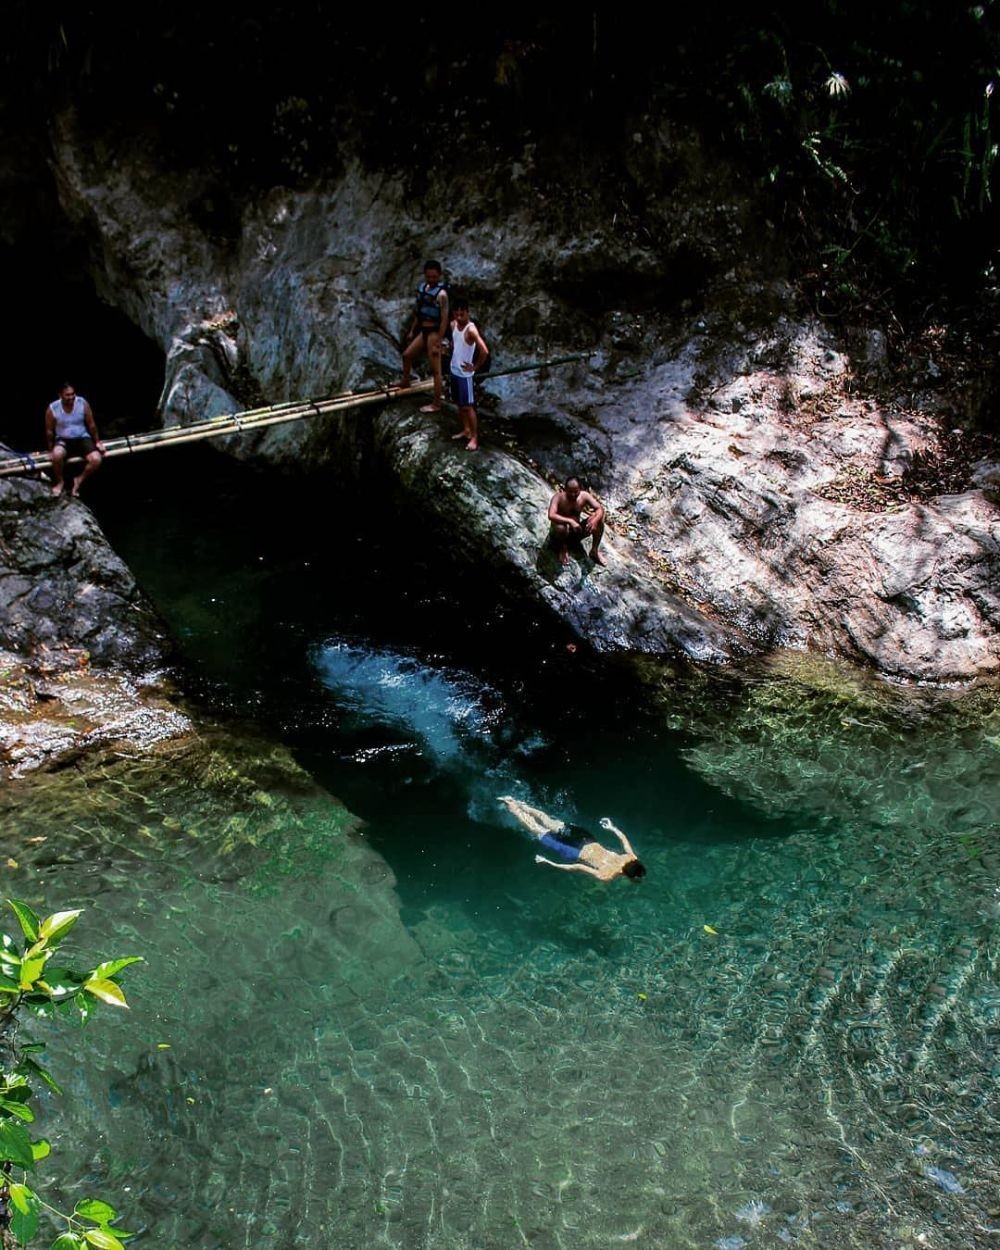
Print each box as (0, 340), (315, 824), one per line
(0, 354), (591, 478)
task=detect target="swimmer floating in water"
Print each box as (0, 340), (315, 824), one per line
(499, 796), (646, 881)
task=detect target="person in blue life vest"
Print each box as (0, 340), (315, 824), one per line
(44, 383), (106, 497)
(400, 259), (450, 414)
(498, 796), (647, 882)
(447, 300), (489, 451)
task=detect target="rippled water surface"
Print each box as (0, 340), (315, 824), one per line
(2, 452), (997, 1250)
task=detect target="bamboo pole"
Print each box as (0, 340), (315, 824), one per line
(0, 353), (593, 478)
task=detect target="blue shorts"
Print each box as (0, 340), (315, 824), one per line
(538, 825), (589, 863)
(450, 372), (475, 407)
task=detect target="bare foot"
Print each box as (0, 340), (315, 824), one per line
(465, 439), (478, 451)
(70, 486), (81, 498)
(590, 549), (607, 567)
(558, 547), (570, 566)
(50, 483), (64, 497)
(419, 404), (442, 414)
(451, 431), (468, 440)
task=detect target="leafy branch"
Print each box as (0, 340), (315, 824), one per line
(0, 901), (142, 1249)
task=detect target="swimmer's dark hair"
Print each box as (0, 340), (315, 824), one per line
(566, 474), (582, 488)
(423, 259), (443, 272)
(453, 297), (470, 311)
(622, 859), (647, 880)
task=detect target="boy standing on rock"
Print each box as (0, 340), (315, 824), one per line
(447, 300), (489, 452)
(400, 259), (449, 413)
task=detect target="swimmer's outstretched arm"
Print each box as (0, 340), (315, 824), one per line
(534, 855), (600, 877)
(498, 796), (564, 837)
(599, 817), (635, 857)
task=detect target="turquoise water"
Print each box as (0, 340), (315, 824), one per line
(1, 451), (997, 1249)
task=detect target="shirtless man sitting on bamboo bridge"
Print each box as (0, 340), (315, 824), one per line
(45, 383), (106, 498)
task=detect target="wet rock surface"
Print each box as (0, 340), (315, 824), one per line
(0, 478), (189, 777)
(46, 114), (1000, 683)
(369, 408), (742, 661)
(0, 478), (165, 665)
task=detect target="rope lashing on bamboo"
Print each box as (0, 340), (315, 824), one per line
(0, 354), (592, 479)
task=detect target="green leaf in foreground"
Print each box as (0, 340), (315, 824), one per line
(90, 958), (143, 981)
(83, 1229), (125, 1250)
(19, 956), (47, 988)
(0, 1117), (36, 1167)
(82, 979), (128, 1009)
(9, 1182), (40, 1242)
(75, 1199), (118, 1224)
(38, 968), (84, 999)
(7, 900), (39, 942)
(38, 910), (82, 944)
(0, 1095), (35, 1122)
(25, 1056), (64, 1096)
(52, 1236), (85, 1250)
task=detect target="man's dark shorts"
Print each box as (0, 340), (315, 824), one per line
(549, 515), (592, 548)
(538, 825), (590, 863)
(449, 373), (475, 407)
(55, 436), (96, 458)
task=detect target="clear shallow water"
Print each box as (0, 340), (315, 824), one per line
(1, 450), (997, 1249)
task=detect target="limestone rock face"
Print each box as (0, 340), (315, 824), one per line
(368, 409), (741, 661)
(47, 114), (1000, 683)
(0, 478), (188, 777)
(515, 337), (1000, 681)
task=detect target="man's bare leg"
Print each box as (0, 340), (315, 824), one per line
(551, 523), (571, 565)
(451, 407), (471, 439)
(400, 333), (424, 389)
(589, 516), (607, 566)
(453, 405), (477, 449)
(498, 796), (564, 837)
(71, 451), (102, 497)
(420, 330), (443, 412)
(50, 446), (66, 496)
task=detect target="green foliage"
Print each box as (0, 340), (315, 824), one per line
(0, 900), (141, 1248)
(719, 4), (1000, 321)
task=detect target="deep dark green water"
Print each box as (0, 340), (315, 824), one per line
(1, 448), (997, 1249)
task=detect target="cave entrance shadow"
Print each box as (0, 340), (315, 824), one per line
(2, 239), (165, 455)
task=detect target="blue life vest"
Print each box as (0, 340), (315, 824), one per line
(415, 281), (447, 325)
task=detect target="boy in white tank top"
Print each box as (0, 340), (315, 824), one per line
(447, 300), (489, 452)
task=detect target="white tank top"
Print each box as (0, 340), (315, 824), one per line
(49, 396), (89, 440)
(450, 322), (479, 376)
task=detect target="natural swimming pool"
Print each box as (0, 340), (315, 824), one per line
(2, 449), (997, 1249)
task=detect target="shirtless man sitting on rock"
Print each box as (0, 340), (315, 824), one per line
(547, 475), (606, 566)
